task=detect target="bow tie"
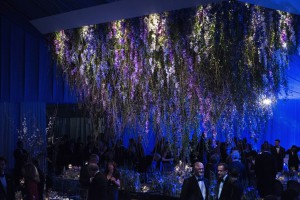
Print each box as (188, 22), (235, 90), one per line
(197, 177), (204, 182)
(218, 178), (224, 183)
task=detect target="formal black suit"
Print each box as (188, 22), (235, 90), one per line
(217, 175), (242, 200)
(271, 146), (285, 172)
(180, 175), (209, 200)
(87, 171), (108, 200)
(0, 174), (15, 200)
(255, 151), (277, 197)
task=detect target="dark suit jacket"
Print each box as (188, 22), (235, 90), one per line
(180, 175), (209, 200)
(0, 174), (15, 200)
(255, 151), (277, 197)
(87, 172), (108, 200)
(217, 175), (242, 200)
(271, 146), (285, 172)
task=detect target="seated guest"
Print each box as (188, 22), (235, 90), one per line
(217, 163), (242, 200)
(180, 161), (208, 200)
(0, 156), (15, 200)
(87, 163), (108, 200)
(79, 154), (99, 188)
(104, 161), (120, 200)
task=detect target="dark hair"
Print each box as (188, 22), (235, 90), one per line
(261, 143), (270, 151)
(218, 163), (228, 171)
(0, 156), (7, 163)
(105, 161), (117, 170)
(89, 154), (99, 162)
(275, 139), (280, 142)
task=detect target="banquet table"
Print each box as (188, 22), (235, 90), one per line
(119, 190), (180, 200)
(51, 176), (87, 199)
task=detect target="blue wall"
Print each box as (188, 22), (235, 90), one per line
(0, 14), (77, 168)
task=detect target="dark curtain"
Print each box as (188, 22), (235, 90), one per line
(0, 15), (76, 169)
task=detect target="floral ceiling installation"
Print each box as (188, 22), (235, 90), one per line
(50, 0), (300, 150)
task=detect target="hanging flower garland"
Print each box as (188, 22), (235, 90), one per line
(49, 1), (299, 152)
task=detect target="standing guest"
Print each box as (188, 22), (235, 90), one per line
(32, 159), (45, 200)
(22, 161), (40, 200)
(127, 138), (137, 169)
(87, 163), (108, 200)
(135, 136), (146, 172)
(0, 156), (15, 200)
(161, 142), (174, 172)
(13, 141), (28, 186)
(83, 136), (99, 163)
(196, 132), (209, 166)
(286, 145), (300, 171)
(217, 163), (242, 200)
(255, 143), (277, 198)
(79, 154), (99, 188)
(271, 139), (285, 172)
(229, 150), (247, 187)
(114, 139), (126, 168)
(180, 161), (209, 200)
(104, 161), (120, 200)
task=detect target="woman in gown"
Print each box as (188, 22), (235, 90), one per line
(104, 161), (120, 200)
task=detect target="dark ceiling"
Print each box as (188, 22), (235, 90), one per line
(0, 0), (117, 20)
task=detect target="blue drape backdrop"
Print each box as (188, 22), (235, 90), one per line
(0, 14), (76, 168)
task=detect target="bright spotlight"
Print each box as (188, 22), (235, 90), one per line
(262, 98), (272, 105)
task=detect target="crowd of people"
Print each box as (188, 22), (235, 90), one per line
(0, 133), (299, 200)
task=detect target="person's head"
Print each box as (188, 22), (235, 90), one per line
(106, 161), (117, 173)
(0, 157), (7, 174)
(291, 145), (297, 152)
(87, 163), (99, 177)
(17, 140), (23, 149)
(193, 161), (204, 177)
(275, 139), (280, 147)
(138, 135), (143, 143)
(261, 142), (270, 152)
(23, 162), (40, 182)
(89, 154), (99, 164)
(217, 163), (228, 179)
(231, 150), (240, 161)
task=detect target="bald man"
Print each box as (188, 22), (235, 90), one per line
(180, 161), (209, 200)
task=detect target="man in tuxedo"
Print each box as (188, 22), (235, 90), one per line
(180, 161), (209, 200)
(217, 163), (242, 200)
(0, 156), (15, 200)
(79, 154), (99, 188)
(255, 143), (277, 198)
(271, 139), (285, 172)
(87, 163), (108, 200)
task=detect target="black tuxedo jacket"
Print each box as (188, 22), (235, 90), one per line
(217, 176), (242, 200)
(0, 174), (15, 200)
(180, 175), (209, 200)
(87, 172), (108, 200)
(271, 146), (285, 171)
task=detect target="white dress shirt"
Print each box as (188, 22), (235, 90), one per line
(196, 176), (206, 199)
(218, 174), (228, 199)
